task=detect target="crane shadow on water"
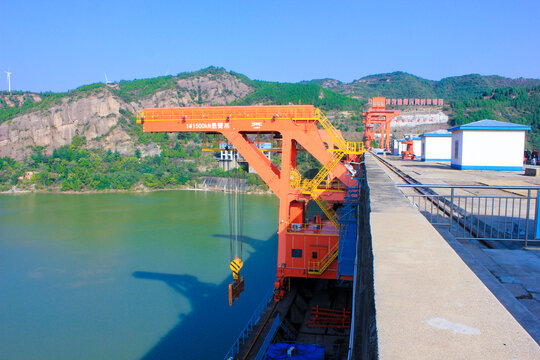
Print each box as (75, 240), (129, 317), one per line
(132, 233), (277, 360)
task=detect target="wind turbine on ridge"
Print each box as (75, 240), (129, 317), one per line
(104, 72), (118, 89)
(5, 70), (12, 93)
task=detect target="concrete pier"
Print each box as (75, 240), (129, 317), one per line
(366, 154), (540, 359)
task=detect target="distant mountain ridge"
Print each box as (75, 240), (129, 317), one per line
(3, 69), (538, 113)
(310, 71), (540, 101)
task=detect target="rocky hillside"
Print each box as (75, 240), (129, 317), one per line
(0, 92), (42, 107)
(0, 69), (255, 160)
(0, 67), (366, 161)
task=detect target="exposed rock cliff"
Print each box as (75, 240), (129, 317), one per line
(0, 72), (254, 160)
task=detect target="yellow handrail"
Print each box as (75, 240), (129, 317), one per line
(304, 150), (345, 194)
(314, 109), (345, 147)
(289, 109), (365, 234)
(312, 194), (339, 228)
(136, 110), (144, 124)
(290, 109), (365, 275)
(308, 242), (339, 275)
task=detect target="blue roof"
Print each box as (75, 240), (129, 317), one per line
(401, 135), (421, 141)
(420, 130), (451, 137)
(448, 119), (530, 132)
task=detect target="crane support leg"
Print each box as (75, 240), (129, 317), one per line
(222, 132), (282, 196)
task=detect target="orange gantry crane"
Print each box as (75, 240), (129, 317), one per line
(137, 105), (364, 301)
(363, 97), (400, 151)
(401, 138), (416, 160)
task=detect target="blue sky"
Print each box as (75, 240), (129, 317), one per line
(1, 0), (539, 92)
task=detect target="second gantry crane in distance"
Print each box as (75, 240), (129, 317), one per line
(137, 105), (365, 301)
(363, 97), (400, 151)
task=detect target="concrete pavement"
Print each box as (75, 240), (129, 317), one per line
(366, 154), (540, 359)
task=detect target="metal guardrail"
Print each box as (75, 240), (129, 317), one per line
(254, 313), (281, 360)
(224, 288), (274, 360)
(397, 184), (540, 246)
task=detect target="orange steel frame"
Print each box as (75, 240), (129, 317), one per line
(401, 139), (415, 160)
(363, 97), (400, 151)
(138, 105), (360, 301)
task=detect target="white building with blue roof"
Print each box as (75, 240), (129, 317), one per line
(411, 135), (422, 158)
(420, 130), (452, 161)
(393, 139), (406, 156)
(448, 120), (530, 171)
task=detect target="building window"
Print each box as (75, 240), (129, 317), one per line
(454, 140), (459, 159)
(292, 249), (302, 258)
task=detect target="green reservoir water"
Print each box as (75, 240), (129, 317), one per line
(0, 191), (278, 360)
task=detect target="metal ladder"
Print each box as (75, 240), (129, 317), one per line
(308, 241), (340, 275)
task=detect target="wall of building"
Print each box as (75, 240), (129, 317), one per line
(451, 130), (525, 170)
(392, 140), (399, 156)
(395, 141), (404, 155)
(412, 139), (421, 157)
(421, 136), (452, 161)
(219, 144), (271, 173)
(391, 111), (448, 129)
(450, 131), (464, 166)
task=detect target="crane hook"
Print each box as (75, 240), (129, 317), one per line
(228, 257), (245, 306)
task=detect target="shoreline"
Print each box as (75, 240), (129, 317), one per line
(0, 184), (273, 196)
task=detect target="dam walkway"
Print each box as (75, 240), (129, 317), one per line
(366, 154), (540, 359)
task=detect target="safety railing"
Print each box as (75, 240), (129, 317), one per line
(136, 110), (144, 123)
(320, 179), (347, 191)
(308, 305), (351, 328)
(288, 109), (364, 227)
(303, 150), (345, 194)
(308, 242), (339, 275)
(315, 109), (365, 155)
(291, 109), (364, 197)
(397, 184), (540, 246)
(287, 222), (324, 233)
(315, 108), (346, 148)
(312, 195), (339, 228)
(224, 288), (274, 360)
(342, 141), (365, 155)
(289, 151), (344, 228)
